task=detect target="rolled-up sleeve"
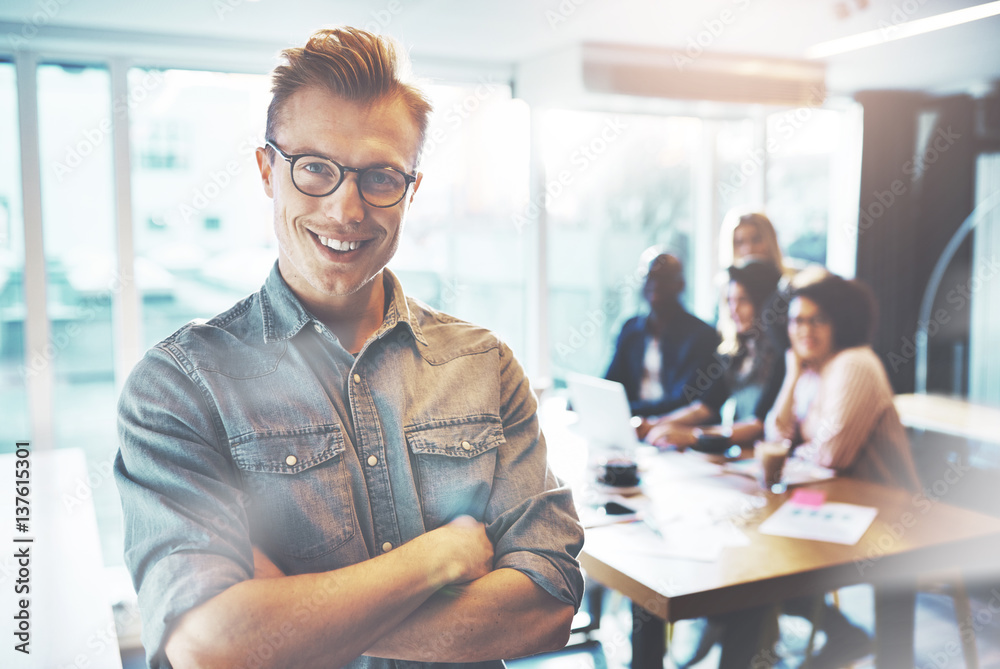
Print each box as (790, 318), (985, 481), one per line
(485, 343), (585, 610)
(115, 347), (253, 668)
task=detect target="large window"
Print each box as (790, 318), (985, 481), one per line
(542, 106), (856, 381)
(542, 111), (699, 379)
(35, 63), (122, 563)
(395, 82), (530, 353)
(715, 118), (760, 216)
(0, 62), (27, 449)
(129, 68), (274, 348)
(764, 107), (845, 266)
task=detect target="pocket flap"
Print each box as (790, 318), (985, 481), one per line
(406, 418), (504, 458)
(231, 424), (346, 474)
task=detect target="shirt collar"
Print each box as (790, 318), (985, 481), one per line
(259, 262), (427, 346)
(376, 268), (428, 346)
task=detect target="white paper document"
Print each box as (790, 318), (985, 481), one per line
(758, 500), (878, 545)
(723, 457), (837, 486)
(619, 513), (751, 562)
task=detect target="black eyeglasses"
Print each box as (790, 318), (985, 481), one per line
(265, 140), (417, 208)
(789, 314), (831, 329)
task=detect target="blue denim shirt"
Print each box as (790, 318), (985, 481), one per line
(115, 264), (584, 669)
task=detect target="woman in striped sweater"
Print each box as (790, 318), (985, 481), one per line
(760, 273), (920, 668)
(766, 274), (920, 492)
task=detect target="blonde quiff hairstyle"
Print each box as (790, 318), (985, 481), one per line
(265, 27), (433, 164)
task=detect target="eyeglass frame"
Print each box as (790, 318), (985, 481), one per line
(788, 314), (831, 329)
(264, 139), (418, 208)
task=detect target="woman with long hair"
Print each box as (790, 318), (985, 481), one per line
(718, 210), (789, 277)
(645, 260), (785, 449)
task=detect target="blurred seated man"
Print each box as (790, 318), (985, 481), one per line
(605, 250), (719, 421)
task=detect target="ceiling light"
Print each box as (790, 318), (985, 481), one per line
(806, 0), (1000, 59)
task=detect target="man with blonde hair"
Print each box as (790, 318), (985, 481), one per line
(115, 27), (583, 669)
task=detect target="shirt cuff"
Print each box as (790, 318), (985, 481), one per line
(137, 550), (251, 668)
(494, 549), (585, 610)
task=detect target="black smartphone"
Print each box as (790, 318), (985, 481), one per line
(604, 500), (636, 515)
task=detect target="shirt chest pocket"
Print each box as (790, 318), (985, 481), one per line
(231, 425), (358, 561)
(405, 418), (504, 530)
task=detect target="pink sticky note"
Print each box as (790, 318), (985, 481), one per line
(790, 489), (826, 508)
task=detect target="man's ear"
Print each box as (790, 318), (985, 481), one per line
(256, 146), (274, 198)
(408, 172), (423, 204)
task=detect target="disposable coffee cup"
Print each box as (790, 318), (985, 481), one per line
(756, 440), (791, 493)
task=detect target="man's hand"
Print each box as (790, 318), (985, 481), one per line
(427, 515), (494, 585)
(251, 516), (493, 588)
(635, 417), (654, 441)
(252, 546), (285, 579)
(645, 421), (697, 449)
(169, 515), (496, 669)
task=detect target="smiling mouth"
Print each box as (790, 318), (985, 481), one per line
(316, 234), (366, 253)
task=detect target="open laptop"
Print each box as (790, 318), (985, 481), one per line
(565, 373), (643, 453)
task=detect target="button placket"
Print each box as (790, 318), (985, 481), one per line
(347, 351), (403, 559)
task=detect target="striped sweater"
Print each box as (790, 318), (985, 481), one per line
(768, 346), (920, 492)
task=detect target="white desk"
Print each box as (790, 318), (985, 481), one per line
(0, 448), (123, 669)
(894, 393), (1000, 443)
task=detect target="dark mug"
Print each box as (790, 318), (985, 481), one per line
(692, 433), (731, 455)
(601, 459), (639, 487)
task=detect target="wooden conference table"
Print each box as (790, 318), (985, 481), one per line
(574, 449), (1000, 669)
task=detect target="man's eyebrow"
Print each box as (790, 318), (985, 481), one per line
(288, 145), (335, 161)
(290, 145), (412, 172)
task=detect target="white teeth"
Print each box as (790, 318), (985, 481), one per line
(317, 235), (361, 251)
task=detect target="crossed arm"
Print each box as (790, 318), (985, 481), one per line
(127, 342), (580, 669)
(165, 516), (574, 669)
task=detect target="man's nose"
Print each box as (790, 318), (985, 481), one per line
(321, 173), (366, 223)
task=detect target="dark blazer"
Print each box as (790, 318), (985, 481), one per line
(605, 310), (720, 417)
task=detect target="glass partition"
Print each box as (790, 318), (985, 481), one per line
(0, 62), (28, 451)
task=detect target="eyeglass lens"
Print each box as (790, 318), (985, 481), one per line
(790, 316), (829, 328)
(292, 156), (408, 206)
